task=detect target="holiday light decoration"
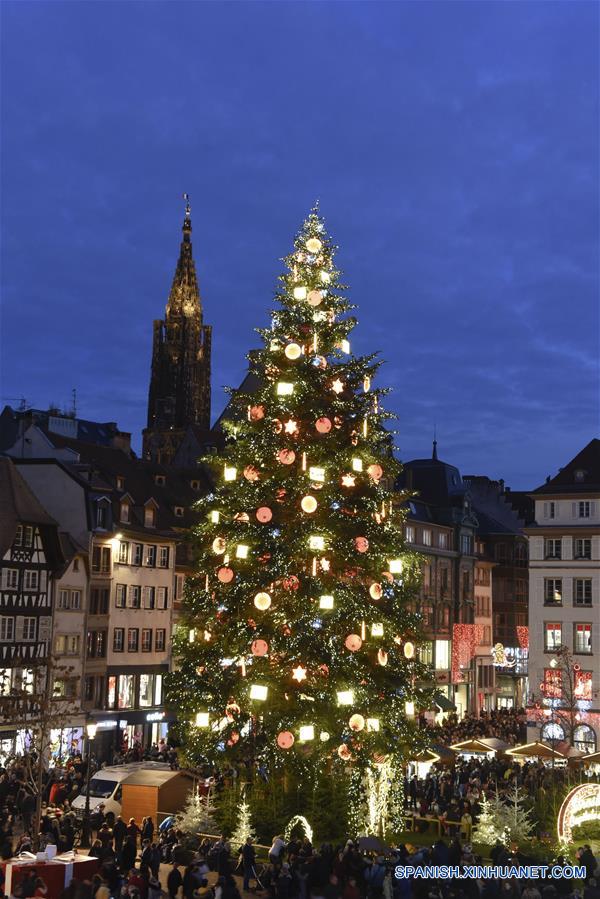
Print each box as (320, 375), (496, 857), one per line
(195, 712), (210, 728)
(403, 641), (415, 660)
(299, 725), (315, 741)
(224, 466), (237, 481)
(168, 207), (429, 824)
(305, 237), (322, 253)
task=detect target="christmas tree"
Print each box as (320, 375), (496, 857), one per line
(503, 785), (535, 845)
(230, 798), (256, 852)
(168, 208), (429, 819)
(472, 793), (509, 845)
(176, 788), (217, 836)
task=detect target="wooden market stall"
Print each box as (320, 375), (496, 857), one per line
(121, 768), (193, 826)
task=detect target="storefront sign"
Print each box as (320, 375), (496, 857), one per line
(491, 644), (516, 667)
(557, 783), (600, 842)
(95, 720), (118, 730)
(145, 711), (165, 722)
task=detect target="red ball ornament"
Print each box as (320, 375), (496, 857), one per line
(256, 507), (273, 523)
(283, 575), (300, 591)
(345, 634), (363, 652)
(251, 639), (269, 657)
(277, 449), (296, 465)
(243, 465), (260, 482)
(277, 731), (295, 750)
(355, 536), (369, 553)
(369, 583), (383, 600)
(337, 744), (352, 761)
(217, 567), (234, 584)
(382, 571), (394, 583)
(249, 405), (265, 421)
(367, 463), (383, 482)
(315, 417), (332, 434)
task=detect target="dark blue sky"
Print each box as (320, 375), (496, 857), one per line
(1, 2), (598, 488)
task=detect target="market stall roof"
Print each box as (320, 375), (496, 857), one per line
(556, 741), (585, 760)
(450, 738), (510, 754)
(580, 750), (600, 765)
(411, 748), (441, 763)
(433, 692), (456, 712)
(505, 741), (566, 760)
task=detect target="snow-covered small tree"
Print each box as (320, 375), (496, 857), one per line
(230, 798), (256, 851)
(177, 788), (217, 836)
(473, 793), (509, 845)
(503, 785), (535, 845)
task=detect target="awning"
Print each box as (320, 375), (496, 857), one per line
(433, 692), (456, 711)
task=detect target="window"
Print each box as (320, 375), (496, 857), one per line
(23, 526), (34, 548)
(422, 529), (432, 547)
(545, 539), (562, 560)
(405, 526), (415, 543)
(118, 541), (129, 564)
(154, 475), (166, 486)
(543, 502), (556, 520)
(541, 722), (564, 742)
(142, 586), (155, 610)
(482, 625), (491, 645)
(13, 525), (23, 547)
(495, 543), (507, 562)
(116, 476), (125, 491)
(132, 544), (143, 566)
(422, 604), (433, 627)
(115, 584), (126, 608)
(145, 545), (156, 567)
(174, 506), (184, 517)
(23, 570), (39, 590)
(128, 585), (141, 609)
(2, 569), (18, 590)
(70, 590), (81, 610)
(438, 533), (448, 550)
(157, 587), (168, 610)
(139, 673), (156, 706)
(174, 574), (185, 600)
(20, 618), (36, 641)
(73, 558), (79, 572)
(127, 628), (139, 652)
(117, 674), (135, 709)
(0, 618), (14, 641)
(461, 535), (473, 554)
(191, 480), (200, 491)
(574, 724), (597, 754)
(106, 675), (117, 708)
(462, 570), (471, 596)
(515, 579), (527, 599)
(96, 502), (108, 529)
(543, 667), (562, 698)
(574, 670), (593, 701)
(84, 676), (95, 703)
(578, 501), (591, 518)
(141, 629), (152, 652)
(514, 543), (527, 567)
(58, 590), (69, 610)
(87, 630), (106, 658)
(92, 545), (111, 574)
(544, 622), (562, 651)
(574, 579), (592, 606)
(53, 679), (76, 700)
(435, 639), (450, 670)
(574, 623), (592, 654)
(66, 635), (79, 655)
(475, 596), (490, 617)
(55, 635), (66, 654)
(544, 578), (562, 604)
(422, 563), (431, 591)
(120, 502), (130, 524)
(155, 629), (166, 652)
(418, 641), (433, 667)
(144, 506), (156, 528)
(575, 539), (592, 560)
(158, 547), (169, 568)
(440, 567), (449, 591)
(90, 588), (109, 615)
(113, 628), (124, 652)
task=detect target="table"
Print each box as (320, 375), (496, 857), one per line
(1, 853), (99, 899)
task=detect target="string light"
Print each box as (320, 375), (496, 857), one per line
(293, 286), (307, 300)
(352, 458), (363, 472)
(309, 535), (325, 550)
(389, 559), (403, 574)
(210, 511), (220, 523)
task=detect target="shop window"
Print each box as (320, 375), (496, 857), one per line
(139, 673), (155, 707)
(117, 674), (135, 709)
(541, 721), (564, 743)
(574, 725), (597, 754)
(574, 670), (593, 701)
(435, 640), (450, 670)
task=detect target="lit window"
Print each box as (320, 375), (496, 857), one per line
(578, 501), (591, 518)
(543, 668), (562, 698)
(544, 622), (562, 651)
(544, 579), (562, 604)
(118, 541), (129, 564)
(158, 547), (169, 568)
(422, 529), (432, 547)
(115, 584), (126, 608)
(144, 506), (156, 528)
(438, 533), (448, 549)
(435, 640), (450, 670)
(139, 673), (155, 706)
(545, 539), (562, 560)
(541, 722), (564, 742)
(120, 502), (130, 523)
(405, 526), (414, 543)
(145, 545), (157, 567)
(574, 623), (592, 654)
(174, 506), (184, 517)
(574, 724), (596, 753)
(574, 670), (593, 701)
(117, 674), (135, 709)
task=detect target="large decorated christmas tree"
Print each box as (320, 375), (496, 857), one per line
(168, 208), (430, 834)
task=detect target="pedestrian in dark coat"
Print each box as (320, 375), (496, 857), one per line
(167, 863), (183, 899)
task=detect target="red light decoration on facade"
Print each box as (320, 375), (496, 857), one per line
(516, 625), (529, 650)
(451, 623), (484, 684)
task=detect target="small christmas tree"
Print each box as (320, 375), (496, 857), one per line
(473, 793), (509, 845)
(503, 785), (535, 845)
(230, 798), (256, 852)
(177, 788), (217, 836)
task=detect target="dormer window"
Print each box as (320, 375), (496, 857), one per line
(574, 469), (586, 482)
(116, 476), (125, 491)
(174, 506), (184, 517)
(120, 501), (130, 523)
(144, 500), (158, 528)
(154, 475), (166, 487)
(191, 480), (200, 491)
(96, 499), (110, 530)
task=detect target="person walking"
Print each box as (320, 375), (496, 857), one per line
(167, 863), (183, 899)
(242, 837), (257, 892)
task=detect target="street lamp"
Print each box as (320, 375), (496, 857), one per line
(82, 719), (97, 849)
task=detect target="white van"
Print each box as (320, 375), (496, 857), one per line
(71, 762), (170, 819)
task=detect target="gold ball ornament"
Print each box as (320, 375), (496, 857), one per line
(254, 592), (272, 611)
(284, 343), (302, 360)
(403, 641), (415, 659)
(277, 449), (296, 465)
(337, 744), (352, 761)
(369, 583), (383, 600)
(367, 463), (383, 482)
(307, 290), (323, 307)
(305, 237), (322, 253)
(217, 567), (234, 584)
(212, 537), (227, 554)
(377, 649), (389, 667)
(256, 506), (273, 523)
(300, 495), (318, 514)
(349, 714), (365, 732)
(345, 634), (363, 652)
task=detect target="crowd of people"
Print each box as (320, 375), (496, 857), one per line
(426, 709), (527, 749)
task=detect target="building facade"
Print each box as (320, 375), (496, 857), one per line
(143, 201), (212, 465)
(526, 439), (600, 753)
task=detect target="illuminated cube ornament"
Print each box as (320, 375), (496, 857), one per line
(210, 511), (220, 523)
(389, 559), (403, 574)
(299, 725), (315, 742)
(371, 623), (384, 637)
(319, 595), (334, 610)
(293, 286), (307, 300)
(250, 684), (268, 701)
(367, 718), (380, 732)
(224, 466), (237, 481)
(405, 700), (415, 717)
(337, 690), (354, 706)
(309, 535), (325, 551)
(309, 466), (325, 482)
(277, 382), (294, 396)
(188, 629), (196, 643)
(341, 339), (350, 353)
(195, 712), (210, 728)
(235, 544), (249, 559)
(352, 458), (363, 472)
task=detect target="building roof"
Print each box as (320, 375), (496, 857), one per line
(0, 456), (62, 560)
(532, 438), (600, 495)
(0, 405), (131, 452)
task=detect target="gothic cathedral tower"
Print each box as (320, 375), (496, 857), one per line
(142, 200), (212, 464)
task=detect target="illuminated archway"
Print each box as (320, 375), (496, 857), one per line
(557, 783), (600, 842)
(285, 815), (313, 843)
(574, 724), (597, 754)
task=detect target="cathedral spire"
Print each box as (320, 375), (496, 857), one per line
(166, 193), (200, 318)
(432, 425), (438, 460)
